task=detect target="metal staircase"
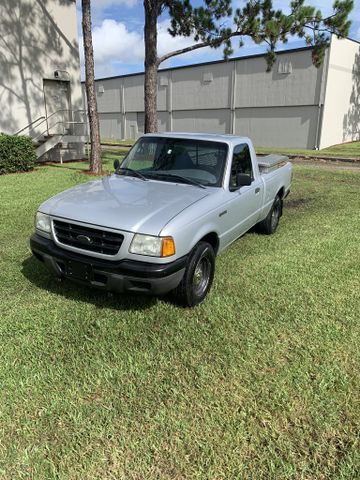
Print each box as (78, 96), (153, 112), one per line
(15, 110), (89, 162)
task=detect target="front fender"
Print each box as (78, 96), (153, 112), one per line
(163, 219), (221, 259)
(187, 223), (221, 254)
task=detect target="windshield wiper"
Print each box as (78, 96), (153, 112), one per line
(115, 167), (148, 181)
(145, 172), (206, 189)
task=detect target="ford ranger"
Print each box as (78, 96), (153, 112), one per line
(30, 133), (292, 306)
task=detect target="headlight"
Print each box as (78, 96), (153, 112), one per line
(35, 212), (51, 233)
(129, 234), (175, 257)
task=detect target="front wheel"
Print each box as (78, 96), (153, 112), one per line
(174, 241), (215, 307)
(257, 195), (283, 235)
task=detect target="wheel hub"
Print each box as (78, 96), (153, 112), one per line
(193, 256), (210, 296)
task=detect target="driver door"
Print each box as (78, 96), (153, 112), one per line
(222, 143), (264, 245)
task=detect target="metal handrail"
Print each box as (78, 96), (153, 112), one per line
(15, 109), (88, 138)
(38, 109), (88, 137)
(32, 120), (88, 143)
(15, 116), (46, 136)
(32, 124), (63, 143)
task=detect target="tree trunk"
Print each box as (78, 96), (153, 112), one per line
(81, 0), (101, 174)
(144, 1), (159, 133)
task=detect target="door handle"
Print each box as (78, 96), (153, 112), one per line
(255, 187), (261, 194)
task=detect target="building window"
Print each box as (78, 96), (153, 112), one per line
(159, 76), (168, 86)
(202, 72), (213, 83)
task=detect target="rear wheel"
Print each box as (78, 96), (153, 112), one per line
(174, 241), (215, 307)
(257, 195), (283, 235)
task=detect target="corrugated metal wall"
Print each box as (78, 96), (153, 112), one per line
(93, 47), (328, 148)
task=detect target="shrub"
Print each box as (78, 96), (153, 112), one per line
(0, 134), (36, 175)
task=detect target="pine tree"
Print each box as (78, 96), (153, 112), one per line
(82, 0), (102, 174)
(143, 0), (354, 133)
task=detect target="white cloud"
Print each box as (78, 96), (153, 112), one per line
(79, 19), (143, 76)
(157, 19), (215, 62)
(76, 0), (139, 33)
(92, 19), (143, 64)
(80, 17), (217, 77)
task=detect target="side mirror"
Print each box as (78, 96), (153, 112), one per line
(236, 173), (252, 187)
(114, 159), (120, 171)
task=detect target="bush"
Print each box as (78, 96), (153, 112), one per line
(0, 134), (36, 175)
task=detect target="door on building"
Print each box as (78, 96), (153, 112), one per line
(43, 79), (71, 134)
(137, 113), (145, 135)
(130, 124), (137, 140)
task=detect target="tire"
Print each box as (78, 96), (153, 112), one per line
(174, 241), (215, 307)
(257, 194), (283, 235)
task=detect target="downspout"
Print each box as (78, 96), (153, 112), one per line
(121, 82), (126, 140)
(230, 60), (237, 134)
(167, 71), (173, 132)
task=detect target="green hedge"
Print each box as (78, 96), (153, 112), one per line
(0, 134), (36, 175)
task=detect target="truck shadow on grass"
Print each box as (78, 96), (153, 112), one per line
(22, 256), (160, 312)
(286, 197), (313, 209)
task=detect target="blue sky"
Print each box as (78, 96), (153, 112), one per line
(76, 0), (360, 79)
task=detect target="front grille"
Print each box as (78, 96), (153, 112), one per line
(53, 220), (124, 256)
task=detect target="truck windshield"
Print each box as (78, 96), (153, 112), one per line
(120, 137), (228, 187)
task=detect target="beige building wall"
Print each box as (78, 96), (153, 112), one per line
(319, 36), (360, 149)
(0, 0), (83, 135)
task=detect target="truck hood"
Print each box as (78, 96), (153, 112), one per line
(39, 175), (209, 235)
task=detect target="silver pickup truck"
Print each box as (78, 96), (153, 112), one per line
(31, 133), (292, 306)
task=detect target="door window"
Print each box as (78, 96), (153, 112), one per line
(230, 143), (253, 189)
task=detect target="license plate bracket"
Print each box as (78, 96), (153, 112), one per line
(66, 260), (92, 282)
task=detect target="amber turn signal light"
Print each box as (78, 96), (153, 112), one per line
(161, 237), (176, 257)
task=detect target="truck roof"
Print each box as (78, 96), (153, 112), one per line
(142, 132), (251, 147)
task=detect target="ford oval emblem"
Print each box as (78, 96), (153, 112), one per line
(77, 234), (92, 244)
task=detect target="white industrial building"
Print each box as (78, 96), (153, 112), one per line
(93, 35), (359, 149)
(0, 0), (85, 161)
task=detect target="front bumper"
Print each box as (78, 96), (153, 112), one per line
(30, 233), (186, 295)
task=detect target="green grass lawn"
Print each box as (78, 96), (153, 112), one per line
(0, 158), (359, 479)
